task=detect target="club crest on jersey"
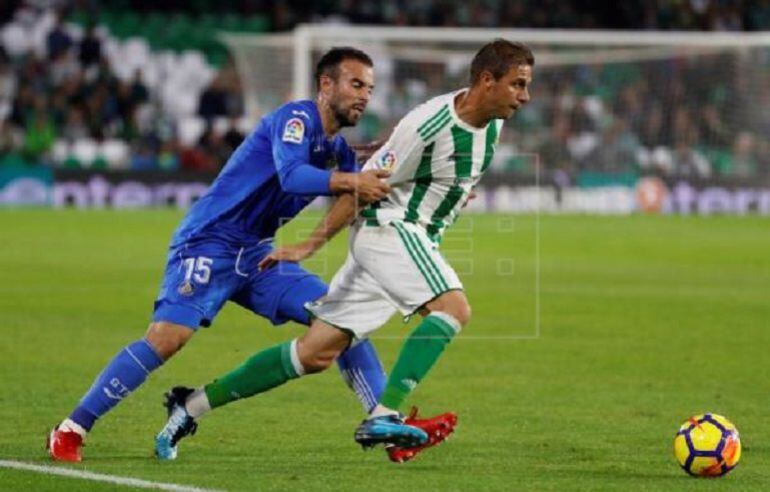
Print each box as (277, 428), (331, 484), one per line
(178, 281), (194, 296)
(282, 118), (305, 144)
(377, 150), (397, 170)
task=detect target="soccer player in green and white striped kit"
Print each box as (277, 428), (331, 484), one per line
(161, 39), (534, 455)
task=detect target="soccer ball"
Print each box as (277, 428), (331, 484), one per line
(673, 413), (741, 477)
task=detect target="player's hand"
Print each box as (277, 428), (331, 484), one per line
(258, 242), (316, 271)
(354, 169), (391, 203)
(462, 189), (477, 208)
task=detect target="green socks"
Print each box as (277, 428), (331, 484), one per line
(204, 340), (301, 409)
(199, 313), (459, 413)
(380, 313), (459, 410)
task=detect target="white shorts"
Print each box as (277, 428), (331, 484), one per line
(306, 220), (462, 339)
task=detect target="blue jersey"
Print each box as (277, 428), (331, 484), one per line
(171, 100), (358, 246)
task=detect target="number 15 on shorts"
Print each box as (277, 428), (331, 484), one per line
(183, 257), (212, 284)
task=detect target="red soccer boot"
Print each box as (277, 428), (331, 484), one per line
(387, 407), (458, 463)
(47, 426), (83, 462)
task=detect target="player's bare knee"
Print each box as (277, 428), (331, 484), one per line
(451, 301), (472, 327)
(435, 301), (471, 328)
(425, 291), (472, 327)
(145, 322), (194, 359)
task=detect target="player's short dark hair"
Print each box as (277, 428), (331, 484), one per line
(315, 47), (373, 91)
(470, 39), (534, 86)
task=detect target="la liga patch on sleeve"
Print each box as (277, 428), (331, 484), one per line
(377, 150), (398, 170)
(282, 118), (305, 144)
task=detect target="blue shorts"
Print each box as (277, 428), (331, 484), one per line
(152, 238), (328, 330)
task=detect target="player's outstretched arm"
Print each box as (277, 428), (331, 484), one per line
(271, 109), (390, 202)
(258, 193), (359, 270)
(275, 161), (390, 204)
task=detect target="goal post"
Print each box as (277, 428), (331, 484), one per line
(286, 25), (770, 101)
(223, 26), (770, 214)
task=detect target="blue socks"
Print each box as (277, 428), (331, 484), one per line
(69, 339), (164, 431)
(68, 336), (386, 431)
(337, 340), (386, 413)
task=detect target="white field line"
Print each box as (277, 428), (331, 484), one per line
(0, 460), (224, 492)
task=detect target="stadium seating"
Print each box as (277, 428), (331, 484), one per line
(0, 5), (260, 171)
(100, 139), (131, 169)
(177, 116), (207, 148)
(1, 3), (767, 177)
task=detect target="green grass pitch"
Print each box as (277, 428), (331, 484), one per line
(1, 209), (769, 491)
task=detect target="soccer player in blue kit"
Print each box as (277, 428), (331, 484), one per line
(47, 47), (456, 463)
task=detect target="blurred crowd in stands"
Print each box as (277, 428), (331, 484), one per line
(0, 0), (768, 180)
(7, 0), (765, 32)
(1, 6), (247, 172)
(286, 0), (770, 32)
(512, 53), (770, 180)
(363, 46), (769, 181)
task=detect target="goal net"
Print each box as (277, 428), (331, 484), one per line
(224, 26), (768, 188)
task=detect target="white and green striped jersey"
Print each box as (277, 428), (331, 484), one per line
(362, 89), (502, 241)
